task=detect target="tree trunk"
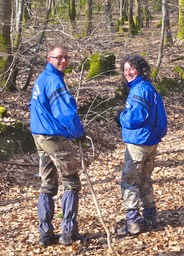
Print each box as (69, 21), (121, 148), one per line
(105, 0), (114, 32)
(142, 0), (150, 27)
(128, 0), (137, 34)
(165, 0), (173, 44)
(152, 0), (166, 79)
(14, 0), (24, 46)
(22, 0), (53, 90)
(0, 0), (16, 90)
(9, 0), (25, 92)
(118, 0), (128, 32)
(68, 0), (76, 34)
(24, 0), (32, 26)
(178, 0), (184, 40)
(85, 0), (93, 36)
(135, 0), (143, 29)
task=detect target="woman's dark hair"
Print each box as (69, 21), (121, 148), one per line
(120, 54), (151, 80)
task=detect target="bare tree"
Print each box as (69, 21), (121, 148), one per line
(165, 0), (173, 44)
(68, 0), (77, 34)
(128, 0), (137, 34)
(105, 0), (114, 32)
(152, 0), (166, 78)
(135, 0), (143, 29)
(0, 0), (16, 91)
(24, 0), (33, 24)
(142, 0), (150, 27)
(22, 0), (53, 90)
(178, 0), (184, 40)
(85, 0), (93, 36)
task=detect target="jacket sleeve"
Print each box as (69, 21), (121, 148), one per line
(47, 79), (85, 138)
(120, 89), (151, 129)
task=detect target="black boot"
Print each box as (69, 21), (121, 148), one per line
(39, 233), (60, 247)
(116, 217), (149, 236)
(143, 207), (157, 229)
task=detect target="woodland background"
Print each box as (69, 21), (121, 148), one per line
(0, 0), (184, 256)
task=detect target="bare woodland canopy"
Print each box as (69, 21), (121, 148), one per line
(0, 0), (184, 90)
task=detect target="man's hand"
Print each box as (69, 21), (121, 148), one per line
(114, 110), (123, 127)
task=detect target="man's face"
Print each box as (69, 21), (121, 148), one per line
(124, 62), (139, 82)
(47, 47), (69, 72)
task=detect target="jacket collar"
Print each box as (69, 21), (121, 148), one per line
(45, 62), (64, 78)
(126, 75), (143, 88)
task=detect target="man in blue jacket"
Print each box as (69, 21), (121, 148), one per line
(115, 54), (167, 236)
(30, 45), (86, 246)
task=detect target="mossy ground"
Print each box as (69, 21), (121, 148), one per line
(0, 122), (36, 160)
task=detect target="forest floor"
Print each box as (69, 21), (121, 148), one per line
(0, 11), (184, 256)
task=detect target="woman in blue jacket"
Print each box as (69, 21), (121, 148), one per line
(116, 54), (161, 236)
(30, 45), (86, 246)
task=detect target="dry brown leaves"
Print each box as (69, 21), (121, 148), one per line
(0, 13), (184, 255)
(0, 91), (183, 256)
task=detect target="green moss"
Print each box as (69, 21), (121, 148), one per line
(87, 52), (116, 79)
(0, 106), (7, 118)
(156, 20), (162, 28)
(0, 57), (7, 72)
(151, 67), (159, 79)
(173, 65), (184, 80)
(0, 34), (10, 52)
(153, 0), (162, 11)
(177, 1), (184, 41)
(114, 18), (125, 32)
(0, 122), (36, 160)
(154, 77), (183, 96)
(0, 34), (11, 88)
(140, 52), (148, 57)
(64, 66), (73, 74)
(154, 81), (168, 96)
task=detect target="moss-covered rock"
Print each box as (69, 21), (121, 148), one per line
(87, 52), (116, 79)
(0, 122), (36, 160)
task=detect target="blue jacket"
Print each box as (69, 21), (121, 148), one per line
(120, 75), (160, 145)
(30, 63), (85, 140)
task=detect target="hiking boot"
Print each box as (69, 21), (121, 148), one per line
(143, 208), (157, 229)
(39, 236), (52, 247)
(72, 233), (89, 243)
(116, 218), (149, 236)
(145, 216), (157, 229)
(59, 232), (89, 245)
(39, 233), (60, 247)
(59, 232), (73, 245)
(72, 233), (82, 241)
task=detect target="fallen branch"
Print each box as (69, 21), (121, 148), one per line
(0, 161), (38, 167)
(78, 140), (113, 255)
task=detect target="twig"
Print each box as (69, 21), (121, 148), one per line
(84, 106), (113, 127)
(78, 140), (113, 254)
(75, 58), (89, 103)
(86, 135), (95, 157)
(0, 161), (38, 167)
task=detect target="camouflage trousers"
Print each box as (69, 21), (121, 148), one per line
(121, 143), (158, 211)
(33, 135), (81, 196)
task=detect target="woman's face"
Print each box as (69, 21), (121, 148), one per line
(124, 62), (139, 82)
